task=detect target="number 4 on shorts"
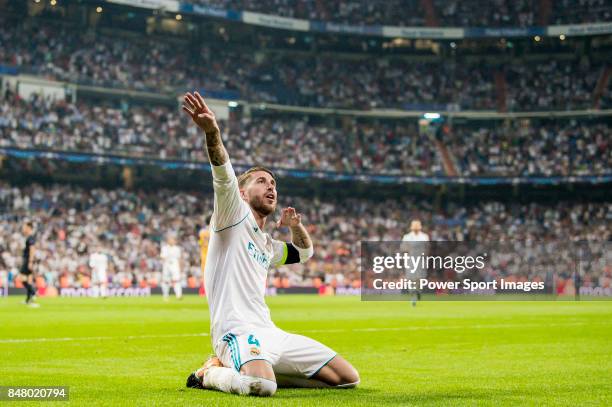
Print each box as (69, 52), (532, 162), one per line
(248, 334), (260, 347)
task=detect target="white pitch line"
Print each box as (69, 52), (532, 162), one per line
(0, 332), (209, 344)
(0, 321), (593, 344)
(321, 321), (590, 332)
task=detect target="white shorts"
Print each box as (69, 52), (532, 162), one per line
(214, 326), (336, 378)
(92, 270), (107, 285)
(162, 265), (180, 282)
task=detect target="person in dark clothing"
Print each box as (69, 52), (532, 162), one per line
(20, 221), (38, 306)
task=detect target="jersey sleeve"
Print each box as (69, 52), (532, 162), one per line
(270, 239), (301, 267)
(211, 161), (249, 231)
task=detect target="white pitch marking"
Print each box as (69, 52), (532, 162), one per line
(0, 322), (591, 344)
(0, 332), (209, 344)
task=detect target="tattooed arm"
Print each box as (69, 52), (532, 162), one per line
(276, 207), (314, 263)
(268, 208), (314, 266)
(182, 91), (246, 230)
(277, 207), (312, 249)
(182, 92), (228, 166)
(290, 224), (312, 249)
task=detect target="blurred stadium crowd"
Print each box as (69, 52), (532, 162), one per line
(187, 0), (610, 26)
(1, 91), (609, 176)
(0, 183), (610, 292)
(448, 121), (610, 176)
(1, 18), (609, 111)
(0, 1), (610, 296)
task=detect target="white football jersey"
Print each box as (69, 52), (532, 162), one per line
(402, 231), (430, 242)
(206, 161), (288, 343)
(89, 252), (108, 272)
(160, 244), (182, 267)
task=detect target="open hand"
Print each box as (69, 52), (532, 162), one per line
(182, 91), (219, 134)
(276, 207), (302, 228)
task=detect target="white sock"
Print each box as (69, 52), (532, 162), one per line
(100, 285), (108, 298)
(201, 366), (276, 396)
(173, 282), (182, 298)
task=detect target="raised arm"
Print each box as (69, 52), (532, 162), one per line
(182, 92), (228, 166)
(182, 91), (247, 230)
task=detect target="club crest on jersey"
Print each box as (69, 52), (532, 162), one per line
(247, 241), (270, 269)
(250, 347), (261, 356)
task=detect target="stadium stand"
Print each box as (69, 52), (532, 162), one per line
(0, 1), (609, 294)
(185, 0), (611, 26)
(1, 183), (610, 290)
(1, 17), (609, 111)
(1, 91), (609, 176)
(446, 121), (610, 176)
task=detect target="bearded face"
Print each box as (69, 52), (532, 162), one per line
(242, 171), (277, 217)
(248, 193), (276, 216)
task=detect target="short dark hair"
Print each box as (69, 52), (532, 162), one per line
(23, 220), (34, 229)
(237, 166), (275, 189)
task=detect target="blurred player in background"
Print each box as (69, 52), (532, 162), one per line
(182, 91), (359, 397)
(402, 219), (430, 306)
(198, 215), (212, 296)
(89, 240), (110, 299)
(20, 220), (38, 307)
(0, 250), (7, 298)
(160, 234), (183, 300)
(402, 219), (429, 242)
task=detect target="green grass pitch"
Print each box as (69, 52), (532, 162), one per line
(1, 295), (611, 406)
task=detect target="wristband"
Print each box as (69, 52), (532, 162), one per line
(296, 245), (314, 263)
